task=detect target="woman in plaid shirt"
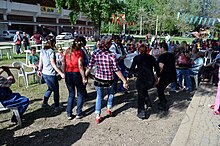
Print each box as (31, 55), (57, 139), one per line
(86, 36), (128, 124)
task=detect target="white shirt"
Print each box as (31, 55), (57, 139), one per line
(109, 42), (122, 59)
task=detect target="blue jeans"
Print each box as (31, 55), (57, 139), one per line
(176, 69), (192, 91)
(65, 72), (84, 117)
(42, 74), (60, 107)
(1, 91), (29, 115)
(95, 85), (114, 115)
(16, 44), (21, 54)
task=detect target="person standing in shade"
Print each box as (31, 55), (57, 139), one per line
(128, 44), (160, 119)
(109, 35), (127, 93)
(13, 31), (22, 54)
(74, 30), (78, 39)
(37, 41), (65, 112)
(22, 32), (30, 50)
(85, 36), (128, 124)
(55, 47), (64, 71)
(156, 42), (177, 111)
(31, 32), (43, 45)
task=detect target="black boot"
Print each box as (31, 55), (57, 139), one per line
(158, 102), (168, 111)
(137, 110), (146, 119)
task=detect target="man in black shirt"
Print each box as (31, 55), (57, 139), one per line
(156, 42), (177, 111)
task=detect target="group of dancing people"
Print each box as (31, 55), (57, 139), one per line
(0, 34), (178, 125)
(2, 34), (220, 125)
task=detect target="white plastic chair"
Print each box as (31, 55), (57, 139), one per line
(0, 102), (22, 127)
(190, 64), (204, 89)
(190, 74), (199, 89)
(204, 50), (213, 66)
(12, 61), (37, 88)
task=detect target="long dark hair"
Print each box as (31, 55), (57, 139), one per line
(44, 41), (51, 50)
(67, 38), (82, 59)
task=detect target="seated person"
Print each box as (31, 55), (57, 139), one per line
(0, 66), (29, 124)
(190, 52), (204, 75)
(200, 53), (220, 86)
(28, 47), (39, 69)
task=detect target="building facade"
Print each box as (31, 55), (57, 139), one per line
(0, 0), (94, 36)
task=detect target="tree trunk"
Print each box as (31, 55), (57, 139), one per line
(98, 14), (101, 37)
(140, 16), (142, 35)
(108, 21), (110, 34)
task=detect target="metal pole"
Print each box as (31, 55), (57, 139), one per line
(122, 14), (126, 35)
(140, 16), (142, 35)
(155, 15), (158, 35)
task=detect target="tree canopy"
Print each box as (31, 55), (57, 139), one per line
(55, 0), (220, 35)
(55, 0), (125, 35)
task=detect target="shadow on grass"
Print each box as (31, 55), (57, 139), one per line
(0, 122), (90, 146)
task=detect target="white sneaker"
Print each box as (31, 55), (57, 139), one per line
(76, 115), (83, 119)
(67, 116), (73, 120)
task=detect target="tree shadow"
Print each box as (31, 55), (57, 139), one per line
(84, 90), (97, 102)
(16, 106), (66, 128)
(113, 91), (136, 116)
(111, 80), (200, 120)
(0, 122), (90, 146)
(166, 90), (195, 110)
(0, 126), (15, 145)
(29, 98), (43, 105)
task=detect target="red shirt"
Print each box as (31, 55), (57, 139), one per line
(33, 34), (42, 44)
(65, 50), (83, 72)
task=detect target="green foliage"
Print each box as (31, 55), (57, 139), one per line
(101, 22), (121, 34)
(55, 0), (219, 35)
(55, 0), (125, 35)
(126, 0), (218, 35)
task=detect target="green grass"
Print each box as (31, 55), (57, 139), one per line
(87, 42), (96, 45)
(0, 54), (26, 66)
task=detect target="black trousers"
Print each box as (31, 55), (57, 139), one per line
(156, 78), (171, 105)
(136, 80), (154, 113)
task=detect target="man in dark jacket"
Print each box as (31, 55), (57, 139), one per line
(156, 42), (177, 111)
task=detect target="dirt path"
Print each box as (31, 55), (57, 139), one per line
(0, 79), (193, 146)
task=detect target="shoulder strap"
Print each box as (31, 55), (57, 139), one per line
(113, 43), (119, 54)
